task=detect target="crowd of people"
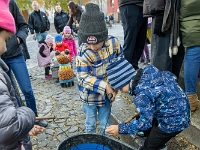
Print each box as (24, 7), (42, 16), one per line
(0, 0), (199, 149)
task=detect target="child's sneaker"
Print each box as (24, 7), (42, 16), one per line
(137, 131), (144, 137)
(45, 74), (52, 79)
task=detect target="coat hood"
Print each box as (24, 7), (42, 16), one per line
(134, 65), (164, 94)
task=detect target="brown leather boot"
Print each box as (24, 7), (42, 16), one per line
(187, 94), (199, 112)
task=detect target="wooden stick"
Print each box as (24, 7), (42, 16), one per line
(36, 116), (55, 120)
(125, 112), (140, 123)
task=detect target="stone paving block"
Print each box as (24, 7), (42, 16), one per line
(45, 129), (54, 136)
(68, 126), (78, 133)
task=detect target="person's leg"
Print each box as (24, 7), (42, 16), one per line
(42, 32), (48, 41)
(36, 33), (42, 42)
(151, 18), (172, 71)
(4, 56), (37, 114)
(184, 46), (200, 112)
(98, 99), (111, 134)
(184, 46), (200, 94)
(172, 34), (185, 79)
(83, 103), (97, 133)
(45, 66), (50, 75)
(144, 43), (150, 60)
(133, 16), (148, 67)
(120, 5), (146, 70)
(45, 66), (52, 79)
(140, 51), (145, 63)
(140, 119), (181, 150)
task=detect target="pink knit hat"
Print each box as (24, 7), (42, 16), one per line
(45, 34), (54, 43)
(0, 0), (16, 33)
(63, 26), (71, 34)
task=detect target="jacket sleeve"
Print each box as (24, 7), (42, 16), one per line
(148, 0), (166, 16)
(39, 45), (46, 57)
(67, 16), (73, 28)
(9, 0), (28, 43)
(64, 43), (71, 52)
(54, 17), (60, 33)
(76, 55), (107, 95)
(28, 14), (35, 34)
(118, 93), (155, 134)
(0, 73), (35, 146)
(45, 14), (50, 31)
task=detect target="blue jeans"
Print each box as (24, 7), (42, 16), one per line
(83, 99), (111, 134)
(36, 32), (48, 42)
(184, 46), (200, 94)
(3, 55), (37, 114)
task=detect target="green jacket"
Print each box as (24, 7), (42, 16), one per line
(180, 0), (200, 47)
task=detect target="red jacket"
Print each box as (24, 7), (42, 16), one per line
(55, 42), (72, 62)
(55, 42), (71, 53)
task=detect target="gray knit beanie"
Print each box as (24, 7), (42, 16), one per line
(78, 3), (108, 44)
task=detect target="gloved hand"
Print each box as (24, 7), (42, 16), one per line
(153, 15), (164, 36)
(55, 50), (60, 56)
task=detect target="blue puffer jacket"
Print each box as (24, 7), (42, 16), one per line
(119, 65), (190, 134)
(0, 59), (35, 150)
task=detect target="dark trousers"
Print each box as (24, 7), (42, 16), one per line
(45, 66), (50, 75)
(140, 119), (181, 150)
(151, 18), (185, 79)
(120, 4), (148, 70)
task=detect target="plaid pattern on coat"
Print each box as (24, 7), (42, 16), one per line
(76, 36), (122, 106)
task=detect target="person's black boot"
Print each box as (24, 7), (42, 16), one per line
(35, 120), (48, 128)
(35, 113), (48, 128)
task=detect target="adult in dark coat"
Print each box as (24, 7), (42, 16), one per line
(54, 4), (69, 34)
(1, 0), (48, 128)
(28, 1), (50, 42)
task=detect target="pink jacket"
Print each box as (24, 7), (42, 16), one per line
(62, 37), (77, 57)
(37, 42), (51, 67)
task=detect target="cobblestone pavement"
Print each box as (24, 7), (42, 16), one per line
(22, 24), (199, 150)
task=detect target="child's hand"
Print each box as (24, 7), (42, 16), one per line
(105, 125), (119, 136)
(106, 84), (114, 95)
(29, 125), (45, 136)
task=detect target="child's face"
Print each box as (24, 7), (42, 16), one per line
(0, 30), (12, 55)
(87, 41), (104, 52)
(64, 33), (71, 38)
(120, 84), (129, 93)
(47, 42), (53, 47)
(56, 41), (62, 45)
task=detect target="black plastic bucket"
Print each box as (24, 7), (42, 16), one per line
(57, 133), (136, 150)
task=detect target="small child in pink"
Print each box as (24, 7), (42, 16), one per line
(37, 34), (54, 79)
(62, 26), (77, 67)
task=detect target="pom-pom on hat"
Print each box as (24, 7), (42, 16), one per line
(106, 55), (136, 90)
(55, 34), (62, 42)
(63, 26), (71, 34)
(78, 3), (108, 44)
(0, 0), (16, 33)
(45, 34), (54, 43)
